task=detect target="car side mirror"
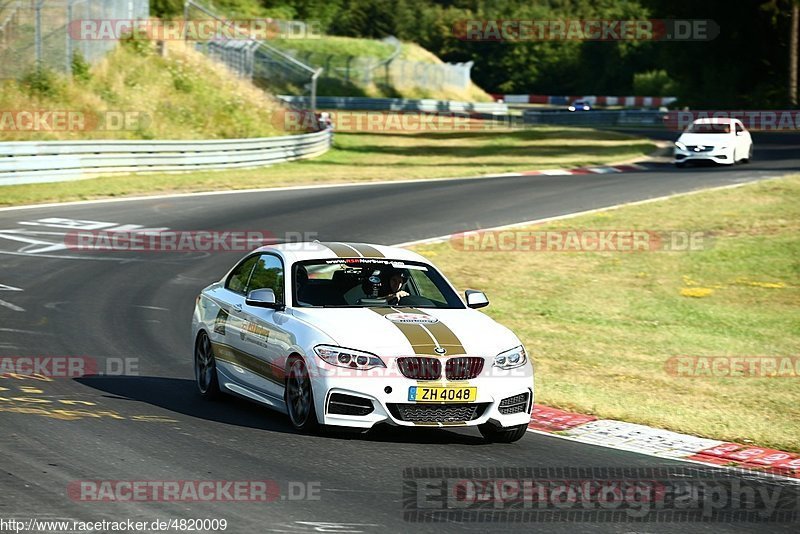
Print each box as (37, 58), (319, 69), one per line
(465, 289), (489, 309)
(246, 288), (284, 310)
(736, 130), (743, 136)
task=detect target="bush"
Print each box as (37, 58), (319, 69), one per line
(633, 69), (678, 97)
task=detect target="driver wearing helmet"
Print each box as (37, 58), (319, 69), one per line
(381, 268), (410, 304)
(343, 266), (410, 305)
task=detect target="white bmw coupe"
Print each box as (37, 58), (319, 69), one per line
(192, 242), (533, 442)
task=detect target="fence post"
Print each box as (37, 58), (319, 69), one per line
(310, 68), (322, 113)
(183, 0), (190, 41)
(34, 0), (42, 69)
(66, 0), (73, 76)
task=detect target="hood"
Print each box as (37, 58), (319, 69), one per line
(289, 306), (520, 357)
(677, 133), (732, 146)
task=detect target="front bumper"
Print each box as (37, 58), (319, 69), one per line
(674, 147), (734, 165)
(310, 359), (534, 429)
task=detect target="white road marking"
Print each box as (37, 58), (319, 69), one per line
(0, 298), (24, 312)
(294, 522), (380, 533)
(0, 328), (52, 335)
(133, 305), (170, 311)
(0, 283), (23, 291)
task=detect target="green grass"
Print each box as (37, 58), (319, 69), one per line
(0, 39), (286, 141)
(412, 175), (800, 452)
(0, 127), (654, 207)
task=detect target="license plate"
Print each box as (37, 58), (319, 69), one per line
(408, 386), (477, 403)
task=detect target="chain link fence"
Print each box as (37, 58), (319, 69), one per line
(0, 0), (149, 80)
(283, 38), (474, 92)
(185, 0), (320, 109)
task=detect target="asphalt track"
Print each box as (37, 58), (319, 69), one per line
(0, 132), (798, 533)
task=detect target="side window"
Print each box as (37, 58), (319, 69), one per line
(248, 254), (285, 302)
(226, 256), (258, 294)
(735, 123), (744, 134)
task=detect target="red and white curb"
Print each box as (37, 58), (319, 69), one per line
(529, 405), (800, 481)
(497, 163), (645, 178)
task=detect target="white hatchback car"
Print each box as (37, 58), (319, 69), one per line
(191, 242), (534, 442)
(673, 118), (753, 167)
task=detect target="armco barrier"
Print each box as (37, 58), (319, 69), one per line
(279, 95), (508, 115)
(493, 94), (677, 107)
(0, 129), (332, 186)
(523, 109), (667, 128)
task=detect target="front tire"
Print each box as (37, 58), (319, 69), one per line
(195, 331), (221, 400)
(479, 423), (528, 443)
(285, 356), (319, 433)
(743, 144), (753, 163)
(674, 161), (686, 168)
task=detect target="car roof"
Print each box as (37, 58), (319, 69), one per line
(692, 117), (737, 124)
(251, 241), (430, 264)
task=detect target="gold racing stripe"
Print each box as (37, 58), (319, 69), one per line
(370, 307), (466, 356)
(320, 242), (361, 257)
(210, 341), (284, 386)
(347, 243), (385, 258)
(320, 242), (385, 258)
(393, 307), (466, 355)
(369, 308), (439, 356)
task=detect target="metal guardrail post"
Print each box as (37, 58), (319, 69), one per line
(310, 68), (322, 113)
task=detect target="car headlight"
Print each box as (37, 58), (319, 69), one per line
(674, 141), (687, 151)
(568, 106), (576, 111)
(314, 345), (386, 370)
(494, 345), (527, 369)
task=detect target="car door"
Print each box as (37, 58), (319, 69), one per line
(227, 253), (290, 401)
(204, 254), (258, 389)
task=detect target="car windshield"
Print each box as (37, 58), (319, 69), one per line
(293, 259), (465, 309)
(687, 122), (731, 133)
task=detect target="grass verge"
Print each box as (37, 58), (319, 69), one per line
(412, 175), (800, 452)
(0, 40), (285, 141)
(0, 127), (654, 207)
